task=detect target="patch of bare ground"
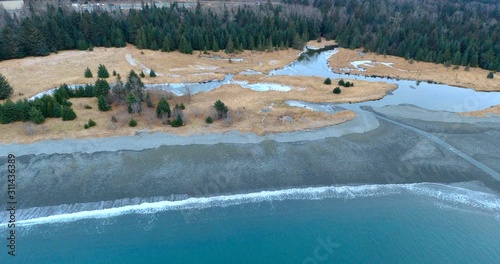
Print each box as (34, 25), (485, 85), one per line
(328, 48), (499, 92)
(460, 105), (500, 117)
(0, 44), (300, 102)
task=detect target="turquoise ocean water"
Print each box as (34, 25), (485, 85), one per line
(2, 183), (500, 263)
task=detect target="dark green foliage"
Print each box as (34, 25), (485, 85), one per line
(333, 87), (342, 94)
(112, 70), (117, 76)
(97, 64), (110, 78)
(111, 115), (117, 122)
(156, 98), (171, 118)
(0, 2), (498, 71)
(29, 107), (45, 124)
(140, 71), (145, 78)
(487, 72), (494, 79)
(337, 80), (353, 87)
(324, 78), (331, 85)
(84, 67), (93, 78)
(127, 93), (141, 114)
(61, 106), (77, 121)
(0, 100), (15, 123)
(171, 114), (183, 127)
(180, 103), (185, 110)
(205, 116), (213, 124)
(214, 100), (228, 119)
(88, 119), (96, 127)
(84, 105), (92, 109)
(84, 124), (89, 129)
(129, 119), (137, 127)
(149, 70), (156, 77)
(97, 95), (111, 111)
(94, 79), (110, 97)
(0, 74), (14, 99)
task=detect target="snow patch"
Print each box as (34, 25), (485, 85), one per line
(232, 80), (292, 92)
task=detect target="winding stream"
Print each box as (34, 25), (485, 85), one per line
(30, 48), (500, 113)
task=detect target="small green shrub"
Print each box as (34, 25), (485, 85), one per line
(149, 69), (157, 77)
(129, 119), (137, 127)
(171, 114), (183, 127)
(205, 116), (213, 124)
(140, 71), (145, 78)
(84, 105), (92, 109)
(84, 124), (89, 129)
(487, 72), (494, 79)
(324, 78), (331, 85)
(84, 67), (93, 78)
(333, 87), (342, 94)
(88, 119), (96, 127)
(111, 115), (117, 123)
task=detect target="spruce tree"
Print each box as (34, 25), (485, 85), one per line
(156, 98), (171, 118)
(0, 74), (14, 99)
(97, 64), (110, 78)
(171, 114), (183, 127)
(94, 79), (110, 97)
(487, 72), (494, 79)
(29, 107), (45, 124)
(61, 106), (77, 121)
(214, 100), (228, 119)
(149, 69), (156, 77)
(97, 95), (111, 111)
(324, 78), (331, 85)
(84, 67), (93, 78)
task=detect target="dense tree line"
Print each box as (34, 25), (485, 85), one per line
(0, 0), (498, 71)
(285, 0), (500, 70)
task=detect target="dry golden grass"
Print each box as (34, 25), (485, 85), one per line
(0, 44), (300, 102)
(0, 86), (357, 144)
(233, 74), (396, 103)
(460, 105), (500, 117)
(328, 48), (500, 92)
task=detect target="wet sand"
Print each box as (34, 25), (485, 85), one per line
(1, 105), (499, 208)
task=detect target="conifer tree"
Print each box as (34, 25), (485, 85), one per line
(97, 95), (111, 111)
(0, 74), (13, 99)
(61, 106), (77, 121)
(156, 98), (171, 118)
(214, 100), (228, 119)
(97, 64), (110, 78)
(29, 107), (45, 124)
(84, 67), (93, 78)
(94, 79), (110, 97)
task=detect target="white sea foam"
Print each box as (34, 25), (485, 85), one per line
(3, 183), (498, 227)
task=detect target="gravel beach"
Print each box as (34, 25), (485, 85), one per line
(1, 105), (499, 208)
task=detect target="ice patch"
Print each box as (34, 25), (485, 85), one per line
(125, 54), (136, 66)
(232, 80), (292, 92)
(350, 60), (374, 71)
